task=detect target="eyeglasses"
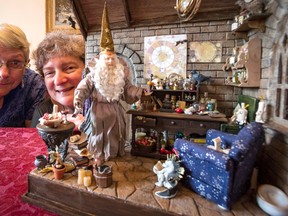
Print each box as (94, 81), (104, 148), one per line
(0, 60), (26, 70)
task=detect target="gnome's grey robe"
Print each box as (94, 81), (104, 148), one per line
(74, 73), (143, 161)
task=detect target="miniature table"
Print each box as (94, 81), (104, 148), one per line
(36, 122), (75, 159)
(127, 110), (228, 159)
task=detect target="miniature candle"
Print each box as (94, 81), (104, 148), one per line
(53, 104), (58, 114)
(77, 169), (86, 185)
(85, 170), (92, 178)
(84, 176), (91, 187)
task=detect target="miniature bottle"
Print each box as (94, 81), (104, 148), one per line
(199, 98), (206, 112)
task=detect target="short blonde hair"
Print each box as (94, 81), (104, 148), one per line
(33, 31), (85, 76)
(0, 23), (30, 61)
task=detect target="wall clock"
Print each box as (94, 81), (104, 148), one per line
(144, 35), (187, 79)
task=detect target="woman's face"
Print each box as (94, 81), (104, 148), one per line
(43, 56), (84, 111)
(0, 47), (26, 99)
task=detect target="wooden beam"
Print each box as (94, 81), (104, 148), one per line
(122, 0), (131, 28)
(71, 0), (88, 39)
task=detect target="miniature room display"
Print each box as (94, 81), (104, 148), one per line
(153, 154), (185, 199)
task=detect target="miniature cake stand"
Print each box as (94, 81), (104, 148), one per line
(36, 122), (75, 160)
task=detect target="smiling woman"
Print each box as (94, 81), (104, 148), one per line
(30, 31), (85, 128)
(0, 23), (46, 127)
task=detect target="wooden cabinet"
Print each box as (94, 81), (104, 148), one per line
(127, 110), (228, 159)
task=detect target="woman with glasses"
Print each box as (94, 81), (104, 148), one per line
(30, 31), (86, 128)
(0, 23), (46, 127)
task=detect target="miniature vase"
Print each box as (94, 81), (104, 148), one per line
(34, 155), (48, 170)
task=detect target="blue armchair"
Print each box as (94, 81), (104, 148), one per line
(174, 122), (265, 210)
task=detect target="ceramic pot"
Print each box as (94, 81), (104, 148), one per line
(53, 166), (66, 180)
(34, 155), (48, 170)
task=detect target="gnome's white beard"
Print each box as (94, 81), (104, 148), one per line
(93, 61), (125, 102)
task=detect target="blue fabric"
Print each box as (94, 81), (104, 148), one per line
(174, 122), (265, 209)
(0, 68), (46, 127)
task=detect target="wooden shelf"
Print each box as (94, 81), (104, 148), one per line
(233, 13), (271, 33)
(226, 38), (262, 88)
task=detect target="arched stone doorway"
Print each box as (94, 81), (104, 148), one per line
(116, 45), (142, 148)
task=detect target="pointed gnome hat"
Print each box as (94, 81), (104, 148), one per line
(100, 1), (114, 53)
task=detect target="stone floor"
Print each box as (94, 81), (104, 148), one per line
(26, 151), (268, 216)
(93, 154), (268, 216)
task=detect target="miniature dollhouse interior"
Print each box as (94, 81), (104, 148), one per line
(1, 0), (288, 215)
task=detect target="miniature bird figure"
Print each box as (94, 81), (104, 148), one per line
(190, 70), (210, 87)
(62, 16), (77, 29)
(68, 16), (77, 29)
(175, 40), (187, 46)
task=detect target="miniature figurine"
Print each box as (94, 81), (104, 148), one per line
(236, 102), (248, 125)
(211, 137), (222, 151)
(73, 2), (146, 165)
(52, 146), (66, 180)
(153, 154), (185, 199)
(190, 70), (210, 87)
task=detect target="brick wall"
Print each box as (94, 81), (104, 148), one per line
(86, 20), (239, 116)
(85, 0), (288, 194)
(256, 0), (288, 194)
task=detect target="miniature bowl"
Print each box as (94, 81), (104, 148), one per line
(136, 132), (146, 140)
(256, 184), (288, 216)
